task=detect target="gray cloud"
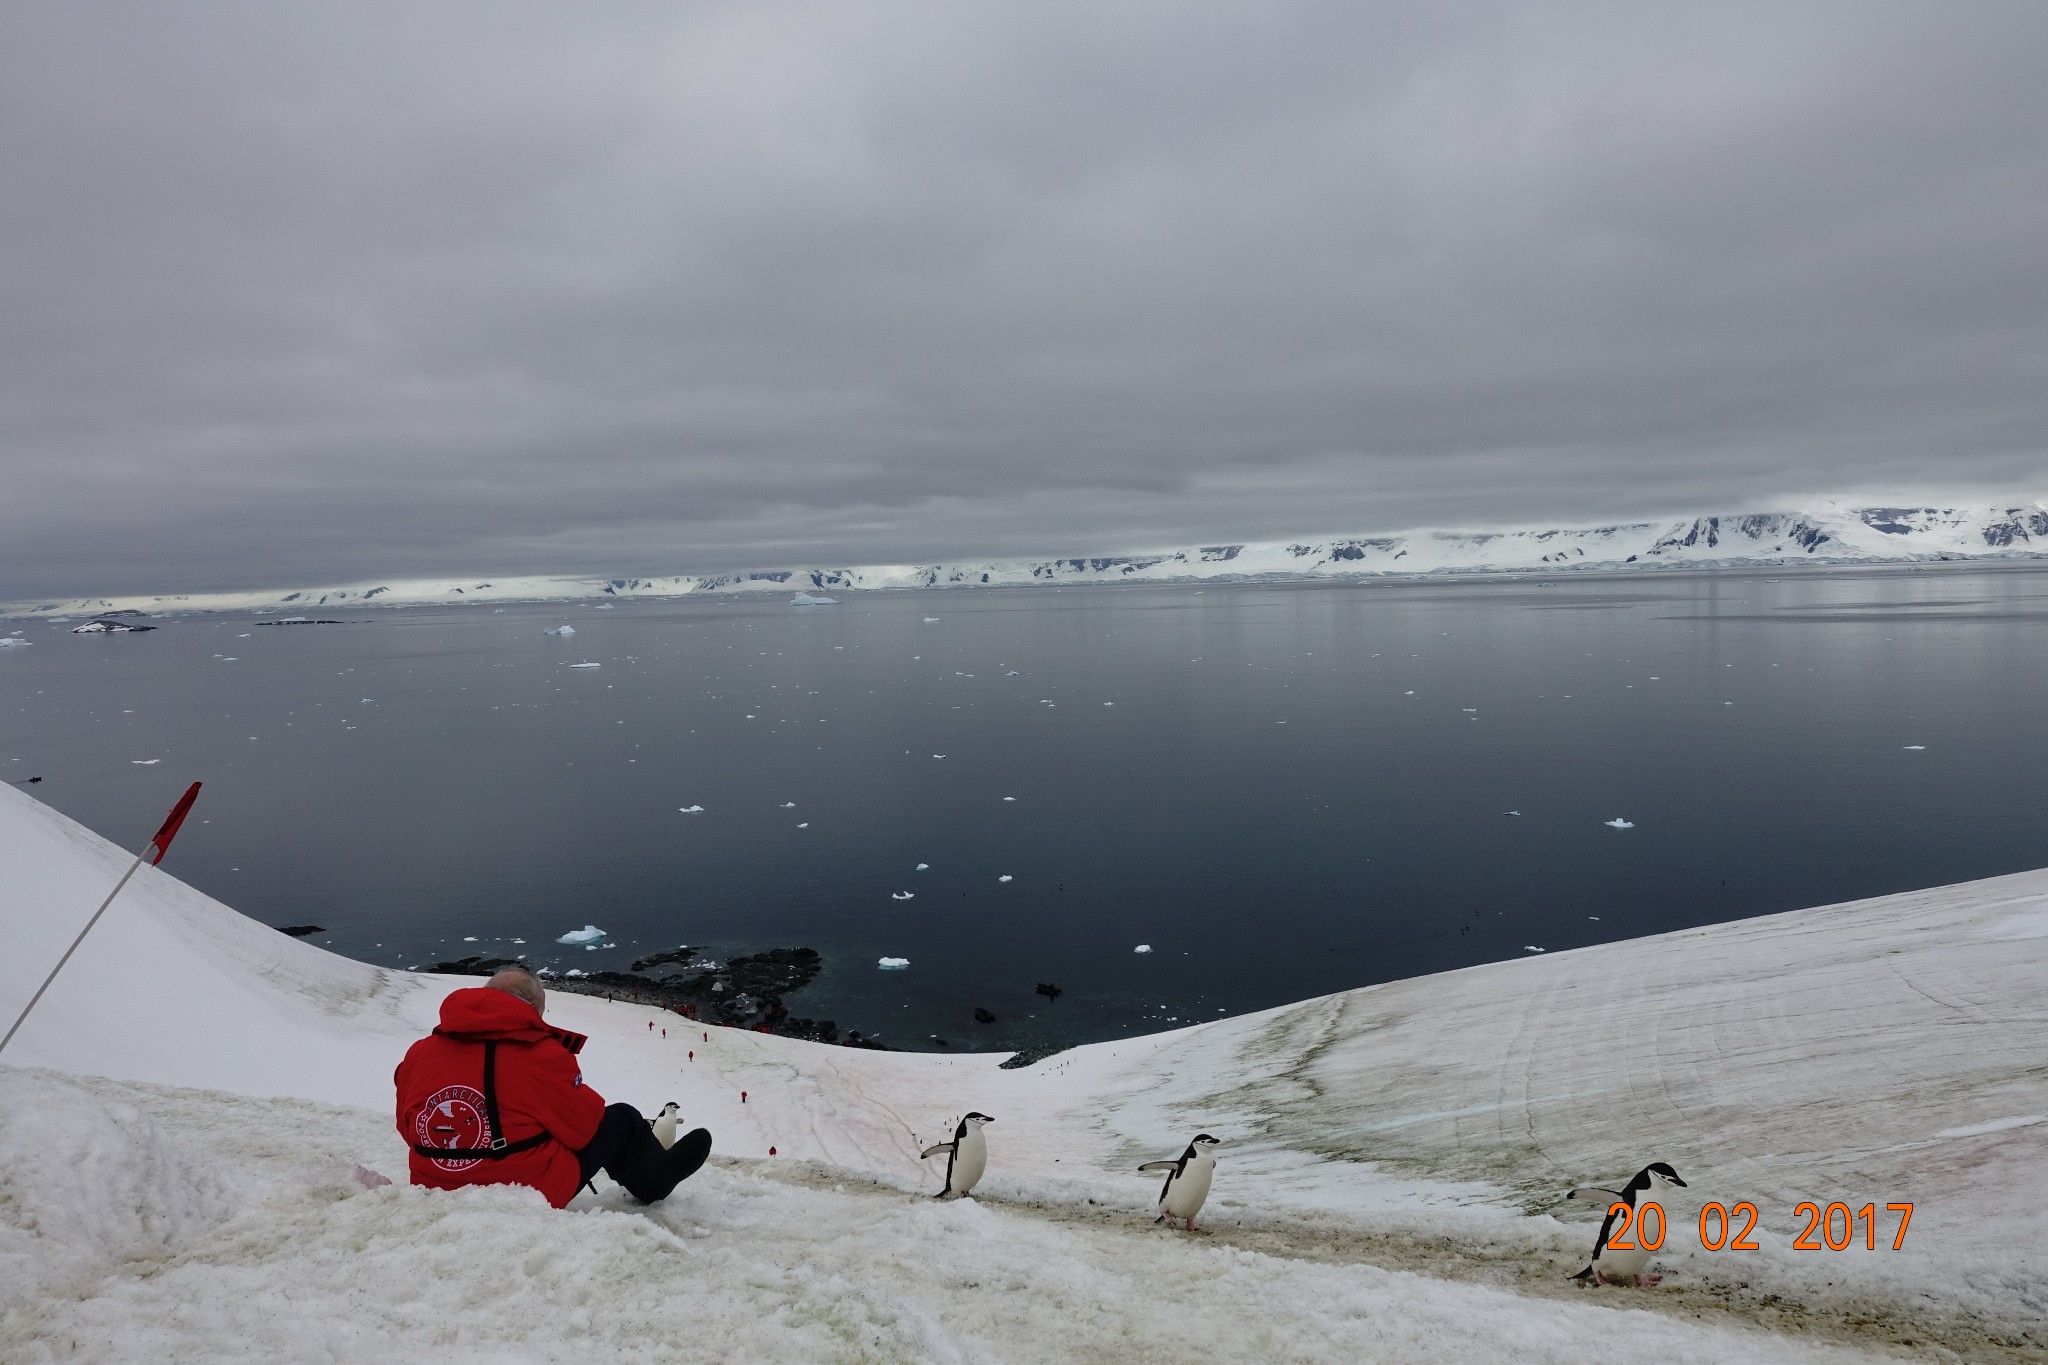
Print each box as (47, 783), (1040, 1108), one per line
(3, 1), (2046, 596)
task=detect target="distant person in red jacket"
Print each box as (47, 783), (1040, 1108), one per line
(395, 967), (711, 1207)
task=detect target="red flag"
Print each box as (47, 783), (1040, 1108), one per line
(149, 782), (202, 865)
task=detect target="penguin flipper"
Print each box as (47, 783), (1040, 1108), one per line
(1569, 1265), (1596, 1282)
(1567, 1186), (1623, 1202)
(1136, 1161), (1179, 1173)
(920, 1142), (956, 1160)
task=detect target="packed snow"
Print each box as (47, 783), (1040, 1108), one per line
(2, 785), (2043, 1362)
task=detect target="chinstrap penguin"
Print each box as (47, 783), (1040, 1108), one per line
(1140, 1134), (1221, 1231)
(650, 1101), (682, 1150)
(920, 1113), (993, 1198)
(1568, 1162), (1688, 1286)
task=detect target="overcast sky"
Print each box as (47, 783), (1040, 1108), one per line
(3, 2), (2045, 597)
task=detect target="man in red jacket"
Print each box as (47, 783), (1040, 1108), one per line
(395, 967), (711, 1207)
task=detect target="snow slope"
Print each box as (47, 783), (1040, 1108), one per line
(11, 498), (2047, 617)
(3, 784), (2042, 1361)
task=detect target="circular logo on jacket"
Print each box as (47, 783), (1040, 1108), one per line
(414, 1085), (493, 1171)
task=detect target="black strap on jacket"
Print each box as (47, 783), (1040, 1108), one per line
(410, 1040), (551, 1161)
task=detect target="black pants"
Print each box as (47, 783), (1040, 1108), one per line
(575, 1103), (674, 1201)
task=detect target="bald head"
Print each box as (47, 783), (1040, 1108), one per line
(486, 967), (545, 1015)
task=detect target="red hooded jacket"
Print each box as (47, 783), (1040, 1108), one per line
(394, 987), (607, 1208)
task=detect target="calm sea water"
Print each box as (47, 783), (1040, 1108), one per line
(9, 564), (2048, 1053)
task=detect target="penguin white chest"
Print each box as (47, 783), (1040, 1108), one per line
(651, 1112), (678, 1150)
(1594, 1207), (1654, 1279)
(949, 1127), (989, 1195)
(1160, 1154), (1215, 1220)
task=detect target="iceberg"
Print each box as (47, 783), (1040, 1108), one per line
(789, 592), (837, 606)
(998, 874), (1013, 883)
(556, 925), (607, 945)
(0, 638), (30, 648)
(71, 619), (155, 633)
(568, 661), (601, 669)
(877, 956), (909, 969)
(1134, 944), (1153, 954)
(915, 863), (929, 871)
(891, 892), (914, 901)
(543, 625), (575, 635)
(678, 805), (705, 813)
(1604, 818), (1635, 829)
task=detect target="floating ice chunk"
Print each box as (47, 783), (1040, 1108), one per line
(1134, 944), (1153, 954)
(1404, 690), (1415, 696)
(543, 625), (576, 635)
(998, 875), (1013, 883)
(789, 592), (837, 606)
(0, 638), (29, 647)
(797, 822), (809, 828)
(510, 938), (526, 944)
(914, 863), (929, 872)
(1604, 818), (1635, 829)
(891, 892), (914, 901)
(780, 801), (796, 808)
(932, 753), (945, 759)
(557, 925), (607, 945)
(568, 661), (602, 669)
(1002, 796), (1016, 802)
(1103, 701), (1114, 706)
(1005, 671), (1019, 676)
(1503, 810), (1520, 816)
(1902, 745), (1926, 750)
(463, 936), (478, 942)
(361, 698), (374, 704)
(678, 805), (705, 813)
(1462, 708), (1477, 712)
(1523, 946), (1546, 953)
(565, 968), (587, 977)
(878, 957), (910, 969)
(130, 758), (161, 765)
(745, 714), (755, 719)
(923, 617), (940, 623)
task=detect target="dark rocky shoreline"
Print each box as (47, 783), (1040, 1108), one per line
(420, 945), (891, 1049)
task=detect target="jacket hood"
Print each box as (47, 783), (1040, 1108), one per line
(434, 986), (588, 1053)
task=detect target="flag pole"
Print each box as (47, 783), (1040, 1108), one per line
(0, 782), (201, 1058)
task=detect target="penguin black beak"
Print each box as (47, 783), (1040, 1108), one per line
(1671, 1175), (1688, 1187)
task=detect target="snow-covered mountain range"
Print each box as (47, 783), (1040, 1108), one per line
(13, 499), (2047, 617)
